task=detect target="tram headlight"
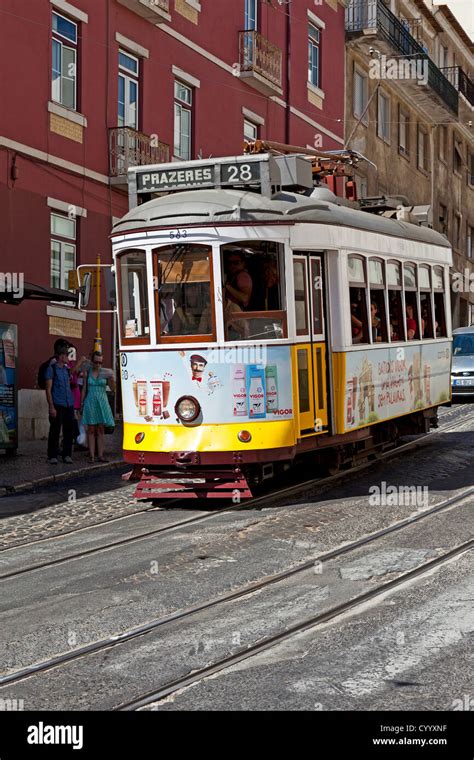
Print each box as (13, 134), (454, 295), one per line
(175, 396), (200, 423)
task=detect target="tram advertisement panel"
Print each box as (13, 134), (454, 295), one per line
(343, 341), (451, 431)
(120, 346), (294, 425)
(0, 323), (18, 449)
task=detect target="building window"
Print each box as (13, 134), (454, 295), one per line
(244, 119), (258, 142)
(50, 213), (76, 293)
(353, 68), (368, 123)
(417, 126), (428, 172)
(398, 107), (410, 157)
(439, 45), (448, 69)
(308, 24), (320, 88)
(468, 153), (474, 186)
(454, 213), (462, 250)
(377, 91), (390, 143)
(174, 81), (192, 160)
(245, 0), (257, 30)
(118, 50), (139, 129)
(52, 12), (78, 110)
(453, 137), (463, 175)
(439, 125), (447, 162)
(466, 224), (472, 259)
(439, 203), (448, 236)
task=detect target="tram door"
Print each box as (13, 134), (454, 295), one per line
(293, 253), (329, 437)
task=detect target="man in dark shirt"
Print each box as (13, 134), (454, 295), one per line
(45, 342), (75, 464)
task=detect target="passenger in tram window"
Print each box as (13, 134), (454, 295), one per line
(351, 301), (364, 343)
(247, 257), (280, 312)
(224, 251), (253, 310)
(261, 259), (280, 310)
(405, 303), (423, 340)
(370, 302), (382, 342)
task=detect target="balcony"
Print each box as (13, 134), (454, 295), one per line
(346, 0), (459, 118)
(440, 66), (474, 108)
(116, 0), (171, 24)
(109, 127), (170, 188)
(237, 30), (283, 96)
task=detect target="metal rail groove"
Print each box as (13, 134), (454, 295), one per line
(0, 413), (471, 581)
(116, 539), (473, 711)
(1, 487), (471, 688)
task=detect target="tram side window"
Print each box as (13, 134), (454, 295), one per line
(155, 245), (213, 339)
(419, 266), (434, 339)
(221, 242), (286, 341)
(387, 261), (404, 341)
(433, 266), (447, 337)
(348, 255), (369, 344)
(404, 264), (420, 340)
(369, 259), (388, 342)
(119, 250), (150, 340)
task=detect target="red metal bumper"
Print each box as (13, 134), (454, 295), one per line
(126, 467), (253, 500)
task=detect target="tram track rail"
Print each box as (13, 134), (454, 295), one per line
(1, 484), (471, 690)
(0, 409), (472, 580)
(115, 538), (473, 711)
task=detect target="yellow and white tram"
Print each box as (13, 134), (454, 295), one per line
(111, 152), (452, 499)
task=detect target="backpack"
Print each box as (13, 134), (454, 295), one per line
(38, 358), (69, 390)
(37, 357), (54, 390)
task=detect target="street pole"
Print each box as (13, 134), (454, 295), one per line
(94, 254), (102, 353)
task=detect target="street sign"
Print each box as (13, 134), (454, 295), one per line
(129, 153), (277, 205)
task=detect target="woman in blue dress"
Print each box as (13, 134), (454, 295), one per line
(81, 351), (115, 462)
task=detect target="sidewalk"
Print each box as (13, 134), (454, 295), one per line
(0, 423), (124, 496)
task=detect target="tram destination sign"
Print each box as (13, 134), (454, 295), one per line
(134, 157), (268, 195)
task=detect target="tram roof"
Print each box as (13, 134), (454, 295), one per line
(112, 188), (450, 248)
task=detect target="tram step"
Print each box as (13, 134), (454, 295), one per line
(133, 470), (253, 500)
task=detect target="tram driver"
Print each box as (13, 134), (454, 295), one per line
(224, 250), (253, 309)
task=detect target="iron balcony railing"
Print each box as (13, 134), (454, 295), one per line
(109, 127), (170, 177)
(440, 66), (474, 107)
(346, 0), (459, 115)
(238, 30), (282, 88)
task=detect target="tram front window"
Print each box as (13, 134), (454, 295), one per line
(221, 242), (286, 341)
(119, 250), (150, 341)
(155, 245), (214, 339)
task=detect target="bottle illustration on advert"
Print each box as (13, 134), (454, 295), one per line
(265, 365), (278, 413)
(151, 381), (162, 417)
(232, 365), (247, 417)
(247, 365), (266, 419)
(137, 379), (148, 417)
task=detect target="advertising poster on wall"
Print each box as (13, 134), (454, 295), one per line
(0, 323), (18, 449)
(344, 342), (451, 431)
(120, 346), (294, 426)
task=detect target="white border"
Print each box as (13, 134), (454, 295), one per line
(172, 65), (201, 88)
(47, 197), (88, 217)
(50, 0), (88, 24)
(48, 101), (87, 128)
(242, 106), (265, 126)
(115, 33), (149, 59)
(308, 9), (326, 29)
